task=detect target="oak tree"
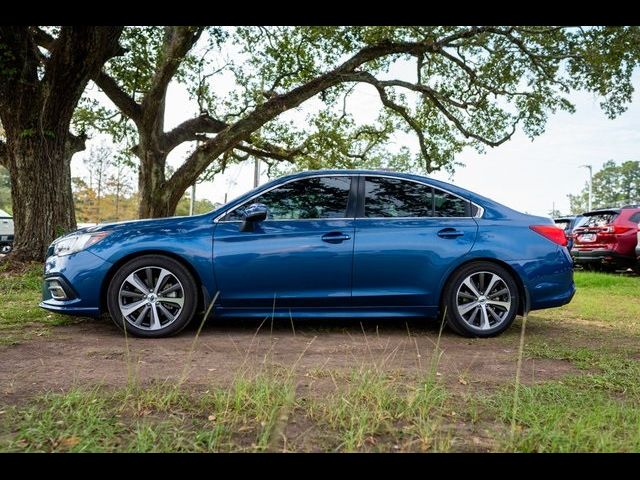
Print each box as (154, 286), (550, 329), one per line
(0, 27), (123, 261)
(34, 26), (640, 222)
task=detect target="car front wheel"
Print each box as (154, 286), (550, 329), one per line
(443, 262), (519, 338)
(106, 255), (198, 338)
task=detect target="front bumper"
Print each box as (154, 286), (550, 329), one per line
(571, 249), (636, 269)
(40, 249), (113, 317)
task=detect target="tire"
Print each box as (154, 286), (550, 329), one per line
(442, 261), (520, 338)
(106, 254), (199, 338)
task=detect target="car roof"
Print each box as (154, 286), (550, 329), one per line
(273, 169), (501, 209)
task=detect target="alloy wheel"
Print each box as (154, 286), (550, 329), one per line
(455, 271), (512, 331)
(117, 266), (185, 331)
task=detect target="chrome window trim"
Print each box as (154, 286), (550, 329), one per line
(213, 172), (484, 223)
(356, 216), (479, 221)
(219, 218), (355, 223)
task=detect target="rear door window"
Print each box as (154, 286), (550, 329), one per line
(363, 177), (434, 218)
(433, 188), (469, 217)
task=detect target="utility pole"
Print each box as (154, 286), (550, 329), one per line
(189, 139), (202, 216)
(189, 183), (196, 216)
(580, 164), (593, 211)
(253, 157), (260, 188)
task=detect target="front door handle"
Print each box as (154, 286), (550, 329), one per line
(321, 232), (352, 243)
(437, 228), (464, 239)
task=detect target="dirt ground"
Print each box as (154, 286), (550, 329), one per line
(0, 315), (578, 405)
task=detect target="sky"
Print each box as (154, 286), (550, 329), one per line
(72, 52), (640, 219)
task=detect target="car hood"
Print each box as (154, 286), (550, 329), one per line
(54, 213), (216, 242)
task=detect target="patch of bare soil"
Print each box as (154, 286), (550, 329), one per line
(0, 316), (580, 406)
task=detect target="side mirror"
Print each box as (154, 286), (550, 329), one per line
(240, 203), (268, 232)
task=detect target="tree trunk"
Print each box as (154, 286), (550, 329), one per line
(5, 135), (77, 262)
(137, 146), (172, 218)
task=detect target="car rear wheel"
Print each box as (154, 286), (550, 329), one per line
(106, 255), (198, 338)
(443, 262), (519, 338)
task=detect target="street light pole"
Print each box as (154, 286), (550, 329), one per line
(580, 164), (593, 211)
(253, 157), (260, 188)
(189, 139), (202, 216)
(189, 183), (196, 216)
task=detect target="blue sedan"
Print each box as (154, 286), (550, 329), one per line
(40, 170), (575, 338)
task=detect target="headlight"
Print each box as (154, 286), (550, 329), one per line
(52, 231), (111, 256)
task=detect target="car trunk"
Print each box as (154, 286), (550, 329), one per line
(572, 211), (620, 251)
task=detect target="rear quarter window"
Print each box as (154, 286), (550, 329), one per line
(628, 212), (640, 223)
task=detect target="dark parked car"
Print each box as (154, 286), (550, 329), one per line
(40, 170), (575, 338)
(571, 206), (640, 271)
(554, 215), (584, 250)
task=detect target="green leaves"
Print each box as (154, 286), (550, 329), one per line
(73, 25), (640, 217)
(568, 160), (640, 213)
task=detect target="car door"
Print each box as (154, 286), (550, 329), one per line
(352, 175), (479, 308)
(213, 175), (356, 308)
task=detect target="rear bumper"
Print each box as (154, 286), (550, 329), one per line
(508, 247), (575, 312)
(571, 249), (635, 268)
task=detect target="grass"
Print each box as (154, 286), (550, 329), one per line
(0, 262), (81, 345)
(1, 266), (639, 452)
(0, 372), (296, 452)
(538, 271), (640, 327)
(486, 382), (640, 452)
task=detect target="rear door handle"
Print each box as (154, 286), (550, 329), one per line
(321, 232), (351, 243)
(437, 228), (464, 238)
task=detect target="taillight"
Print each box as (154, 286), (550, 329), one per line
(602, 225), (631, 234)
(530, 225), (568, 246)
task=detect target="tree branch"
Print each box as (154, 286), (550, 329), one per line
(162, 113), (228, 152)
(40, 27), (125, 130)
(344, 70), (520, 151)
(31, 27), (138, 123)
(168, 37), (444, 197)
(65, 131), (87, 157)
(422, 88), (521, 147)
(342, 72), (434, 169)
(141, 26), (204, 122)
(93, 72), (143, 123)
(30, 26), (55, 48)
(235, 143), (300, 163)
